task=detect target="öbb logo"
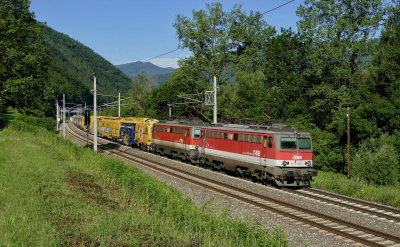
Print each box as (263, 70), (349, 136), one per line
(292, 155), (302, 160)
(253, 150), (260, 157)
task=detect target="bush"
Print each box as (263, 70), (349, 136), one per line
(352, 133), (399, 185)
(13, 114), (56, 131)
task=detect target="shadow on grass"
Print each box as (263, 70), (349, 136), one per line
(0, 107), (18, 129)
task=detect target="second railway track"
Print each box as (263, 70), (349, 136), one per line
(64, 121), (400, 247)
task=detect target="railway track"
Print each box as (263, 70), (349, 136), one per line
(282, 188), (400, 223)
(64, 121), (400, 247)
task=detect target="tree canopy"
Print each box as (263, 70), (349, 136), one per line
(173, 3), (274, 85)
(0, 0), (54, 116)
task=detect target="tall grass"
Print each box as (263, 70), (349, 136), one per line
(311, 171), (400, 208)
(1, 119), (292, 246)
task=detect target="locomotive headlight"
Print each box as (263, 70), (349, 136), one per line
(195, 145), (198, 150)
(308, 161), (312, 167)
(282, 161), (287, 166)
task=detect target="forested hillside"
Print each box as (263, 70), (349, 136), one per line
(43, 26), (132, 105)
(105, 1), (400, 182)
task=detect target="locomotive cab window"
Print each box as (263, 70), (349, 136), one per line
(281, 137), (296, 149)
(298, 138), (311, 149)
(268, 137), (273, 148)
(194, 129), (201, 138)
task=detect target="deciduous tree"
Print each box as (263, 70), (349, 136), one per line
(0, 0), (54, 116)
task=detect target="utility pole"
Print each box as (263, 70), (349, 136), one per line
(213, 74), (217, 124)
(93, 73), (97, 152)
(118, 90), (120, 117)
(347, 106), (350, 179)
(63, 92), (65, 138)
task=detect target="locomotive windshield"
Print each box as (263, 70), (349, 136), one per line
(281, 137), (296, 149)
(280, 137), (311, 149)
(194, 129), (201, 138)
(298, 138), (311, 149)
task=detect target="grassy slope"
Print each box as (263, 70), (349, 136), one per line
(311, 171), (400, 208)
(0, 122), (290, 246)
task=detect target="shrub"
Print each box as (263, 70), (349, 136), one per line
(352, 133), (399, 185)
(13, 114), (56, 131)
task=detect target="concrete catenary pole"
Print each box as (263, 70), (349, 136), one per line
(63, 92), (65, 138)
(56, 100), (59, 131)
(93, 73), (97, 151)
(118, 91), (120, 117)
(213, 74), (217, 124)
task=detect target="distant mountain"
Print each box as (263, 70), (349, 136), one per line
(115, 61), (175, 77)
(43, 26), (132, 105)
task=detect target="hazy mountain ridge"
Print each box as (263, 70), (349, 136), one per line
(115, 62), (175, 77)
(115, 61), (175, 86)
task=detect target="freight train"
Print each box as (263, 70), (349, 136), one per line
(71, 115), (317, 187)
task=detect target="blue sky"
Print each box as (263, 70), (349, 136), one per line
(30, 0), (304, 68)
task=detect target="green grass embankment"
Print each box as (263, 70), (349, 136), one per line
(311, 171), (400, 208)
(0, 119), (291, 246)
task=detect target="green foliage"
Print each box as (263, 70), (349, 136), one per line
(147, 64), (210, 119)
(173, 3), (273, 86)
(0, 0), (54, 116)
(352, 134), (399, 185)
(11, 114), (56, 131)
(128, 72), (157, 117)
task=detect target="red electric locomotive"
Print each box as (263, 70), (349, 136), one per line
(152, 119), (203, 161)
(198, 123), (317, 187)
(152, 119), (317, 187)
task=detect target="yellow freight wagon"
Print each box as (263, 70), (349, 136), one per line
(89, 116), (101, 135)
(98, 117), (123, 141)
